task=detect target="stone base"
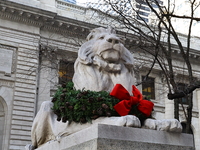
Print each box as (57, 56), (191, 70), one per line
(36, 124), (194, 150)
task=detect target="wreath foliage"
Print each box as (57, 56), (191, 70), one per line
(52, 82), (150, 124)
(52, 82), (120, 124)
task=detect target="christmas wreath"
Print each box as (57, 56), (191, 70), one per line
(52, 82), (154, 124)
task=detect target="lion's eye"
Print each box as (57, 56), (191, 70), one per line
(115, 40), (119, 44)
(88, 35), (93, 40)
(99, 36), (104, 40)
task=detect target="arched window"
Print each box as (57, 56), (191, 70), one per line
(0, 99), (5, 150)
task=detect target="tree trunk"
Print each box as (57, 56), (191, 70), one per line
(186, 94), (193, 134)
(174, 98), (179, 120)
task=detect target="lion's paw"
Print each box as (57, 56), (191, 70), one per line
(25, 144), (34, 150)
(98, 115), (141, 128)
(124, 115), (141, 127)
(143, 119), (182, 132)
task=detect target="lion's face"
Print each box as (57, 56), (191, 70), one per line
(77, 27), (134, 73)
(87, 28), (124, 64)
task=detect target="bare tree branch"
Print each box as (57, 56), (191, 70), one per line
(168, 84), (200, 100)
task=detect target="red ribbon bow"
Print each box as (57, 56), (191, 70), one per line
(110, 84), (154, 117)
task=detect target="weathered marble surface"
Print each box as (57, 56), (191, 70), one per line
(143, 118), (182, 132)
(35, 124), (193, 150)
(72, 27), (135, 93)
(29, 101), (141, 149)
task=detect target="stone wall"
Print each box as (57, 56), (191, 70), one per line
(0, 17), (40, 149)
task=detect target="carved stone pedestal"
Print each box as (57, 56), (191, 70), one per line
(36, 124), (194, 150)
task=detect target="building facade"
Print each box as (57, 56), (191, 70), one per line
(0, 0), (200, 150)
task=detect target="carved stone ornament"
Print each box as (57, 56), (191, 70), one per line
(28, 28), (182, 150)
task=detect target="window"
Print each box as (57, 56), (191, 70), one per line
(135, 0), (163, 22)
(136, 4), (150, 11)
(58, 60), (74, 84)
(63, 0), (76, 4)
(138, 11), (150, 17)
(142, 76), (155, 99)
(137, 16), (149, 22)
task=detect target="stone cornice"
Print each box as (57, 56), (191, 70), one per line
(0, 1), (94, 36)
(0, 1), (56, 27)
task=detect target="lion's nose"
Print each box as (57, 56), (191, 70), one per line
(107, 37), (119, 44)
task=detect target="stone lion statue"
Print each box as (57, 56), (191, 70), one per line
(27, 27), (182, 150)
(72, 27), (135, 93)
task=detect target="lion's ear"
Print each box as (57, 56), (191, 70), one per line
(86, 28), (99, 41)
(86, 32), (94, 41)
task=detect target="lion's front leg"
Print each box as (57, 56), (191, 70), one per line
(143, 119), (182, 132)
(57, 115), (141, 140)
(125, 115), (141, 127)
(93, 115), (141, 128)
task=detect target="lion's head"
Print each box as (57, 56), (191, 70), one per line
(73, 27), (135, 93)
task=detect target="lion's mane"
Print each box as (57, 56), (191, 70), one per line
(72, 27), (135, 93)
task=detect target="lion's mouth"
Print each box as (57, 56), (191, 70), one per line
(99, 49), (120, 63)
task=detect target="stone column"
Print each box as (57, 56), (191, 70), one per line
(164, 92), (174, 119)
(197, 89), (200, 117)
(36, 57), (51, 112)
(195, 89), (200, 149)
